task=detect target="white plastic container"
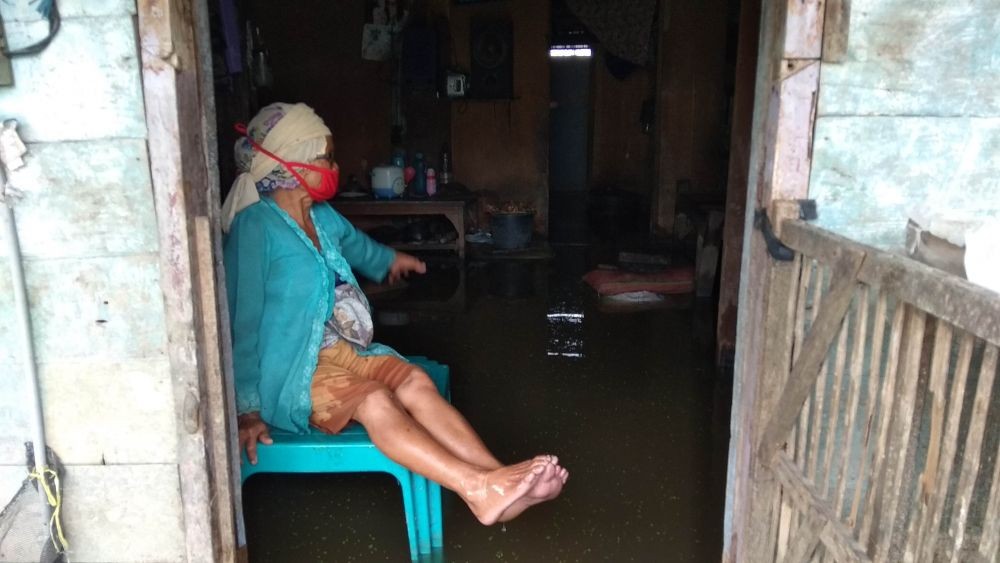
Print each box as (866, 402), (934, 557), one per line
(371, 165), (404, 199)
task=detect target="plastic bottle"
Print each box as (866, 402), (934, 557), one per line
(439, 143), (452, 185)
(391, 149), (406, 169)
(426, 168), (437, 197)
(411, 152), (427, 196)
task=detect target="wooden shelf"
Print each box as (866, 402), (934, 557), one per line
(331, 197), (474, 259)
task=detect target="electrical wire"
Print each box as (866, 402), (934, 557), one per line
(2, 0), (60, 57)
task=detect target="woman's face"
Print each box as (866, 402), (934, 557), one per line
(300, 136), (337, 189)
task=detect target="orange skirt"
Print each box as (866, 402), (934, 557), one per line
(309, 339), (415, 434)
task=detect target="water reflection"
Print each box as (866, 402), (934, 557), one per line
(546, 301), (585, 359)
(244, 246), (728, 562)
(487, 261), (534, 299)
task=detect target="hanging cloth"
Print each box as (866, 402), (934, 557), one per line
(565, 0), (658, 66)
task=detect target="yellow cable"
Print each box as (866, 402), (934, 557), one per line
(28, 466), (69, 552)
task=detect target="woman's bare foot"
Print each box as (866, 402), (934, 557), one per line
(523, 455), (567, 501)
(461, 458), (549, 525)
(497, 455), (568, 523)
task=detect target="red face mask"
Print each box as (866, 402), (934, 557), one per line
(235, 123), (339, 201)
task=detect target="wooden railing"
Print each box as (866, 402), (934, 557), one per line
(749, 220), (1000, 562)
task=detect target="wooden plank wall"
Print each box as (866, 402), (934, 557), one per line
(589, 47), (654, 197)
(0, 1), (189, 561)
(651, 0), (728, 234)
(449, 0), (552, 232)
(809, 0), (1000, 248)
(249, 0), (393, 190)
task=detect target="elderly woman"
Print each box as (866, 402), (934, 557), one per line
(222, 103), (566, 525)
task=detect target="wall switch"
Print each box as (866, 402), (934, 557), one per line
(446, 71), (467, 98)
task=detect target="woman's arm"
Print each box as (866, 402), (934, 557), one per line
(224, 215), (269, 415)
(237, 411), (272, 465)
(325, 206), (398, 281)
(387, 251), (427, 283)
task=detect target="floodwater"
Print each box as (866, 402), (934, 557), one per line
(243, 246), (731, 562)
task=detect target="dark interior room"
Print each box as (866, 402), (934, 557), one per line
(208, 0), (757, 559)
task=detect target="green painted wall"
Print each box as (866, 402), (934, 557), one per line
(809, 0), (1000, 248)
(0, 1), (186, 560)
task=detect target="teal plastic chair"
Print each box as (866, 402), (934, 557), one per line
(241, 357), (448, 560)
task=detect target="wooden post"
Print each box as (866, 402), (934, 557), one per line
(650, 0), (680, 235)
(871, 307), (926, 561)
(858, 304), (906, 547)
(723, 0), (825, 557)
(904, 320), (953, 560)
(848, 291), (888, 526)
(138, 0), (237, 559)
(917, 333), (974, 561)
(781, 511), (825, 563)
(716, 0), (762, 367)
(946, 345), (998, 559)
(821, 0), (851, 63)
(833, 285), (870, 516)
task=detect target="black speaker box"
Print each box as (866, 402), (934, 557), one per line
(470, 19), (513, 99)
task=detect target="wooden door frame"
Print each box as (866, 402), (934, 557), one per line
(138, 0), (240, 560)
(722, 0), (851, 560)
(137, 0), (855, 560)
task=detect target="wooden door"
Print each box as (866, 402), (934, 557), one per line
(736, 219), (1000, 562)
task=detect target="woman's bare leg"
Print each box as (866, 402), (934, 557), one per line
(394, 369), (503, 469)
(393, 369), (568, 521)
(353, 387), (554, 525)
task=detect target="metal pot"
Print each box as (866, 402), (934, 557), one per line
(490, 212), (534, 250)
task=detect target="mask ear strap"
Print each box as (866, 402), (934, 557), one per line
(234, 122), (293, 167)
(234, 122), (333, 199)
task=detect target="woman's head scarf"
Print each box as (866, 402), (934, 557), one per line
(221, 102), (332, 232)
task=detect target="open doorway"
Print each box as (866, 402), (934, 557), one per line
(547, 47), (592, 244)
(547, 1), (593, 244)
(204, 0), (753, 560)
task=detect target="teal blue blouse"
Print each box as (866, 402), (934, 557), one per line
(224, 198), (397, 433)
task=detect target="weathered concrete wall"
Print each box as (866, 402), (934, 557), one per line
(0, 1), (185, 560)
(809, 0), (1000, 248)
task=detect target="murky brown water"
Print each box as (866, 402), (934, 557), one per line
(243, 247), (731, 562)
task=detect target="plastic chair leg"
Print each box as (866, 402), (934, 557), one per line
(412, 473), (432, 554)
(429, 481), (443, 549)
(391, 467), (419, 561)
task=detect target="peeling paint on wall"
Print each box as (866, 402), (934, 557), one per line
(819, 0), (1000, 117)
(0, 15), (145, 142)
(0, 140), (159, 259)
(810, 0), (1000, 248)
(0, 2), (185, 560)
(811, 117), (1000, 247)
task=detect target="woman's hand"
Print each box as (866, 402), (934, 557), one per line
(388, 252), (427, 284)
(238, 412), (273, 465)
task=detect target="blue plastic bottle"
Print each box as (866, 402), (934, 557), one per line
(391, 149), (406, 169)
(411, 152), (427, 196)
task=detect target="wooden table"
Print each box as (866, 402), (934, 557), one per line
(331, 197), (473, 258)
